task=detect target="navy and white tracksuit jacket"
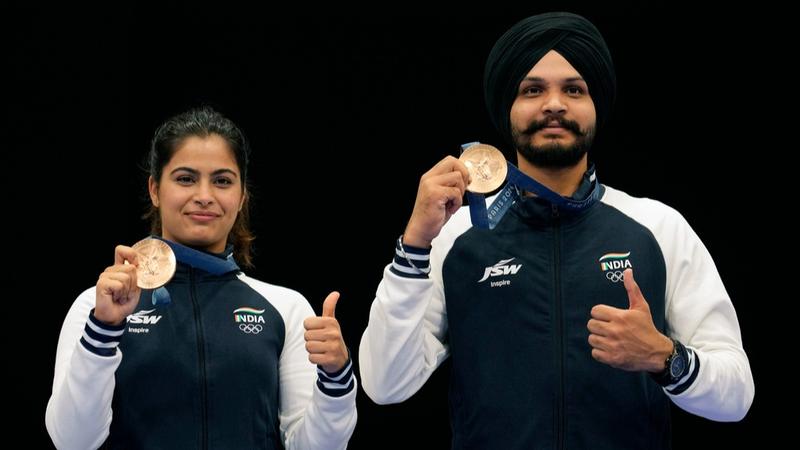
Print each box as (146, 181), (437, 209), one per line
(47, 247), (357, 450)
(360, 175), (753, 450)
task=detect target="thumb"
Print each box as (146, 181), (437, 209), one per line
(322, 291), (340, 318)
(623, 269), (647, 310)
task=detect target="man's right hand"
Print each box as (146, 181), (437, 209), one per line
(94, 245), (142, 326)
(403, 156), (471, 248)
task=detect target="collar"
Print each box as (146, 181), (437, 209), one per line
(512, 167), (604, 223)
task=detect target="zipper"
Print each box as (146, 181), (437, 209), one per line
(552, 204), (565, 450)
(189, 268), (209, 450)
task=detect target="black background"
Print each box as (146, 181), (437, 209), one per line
(12, 3), (779, 448)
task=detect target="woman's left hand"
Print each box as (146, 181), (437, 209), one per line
(303, 292), (349, 373)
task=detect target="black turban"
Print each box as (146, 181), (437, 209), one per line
(484, 12), (616, 145)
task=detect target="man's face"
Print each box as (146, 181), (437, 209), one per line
(510, 50), (597, 168)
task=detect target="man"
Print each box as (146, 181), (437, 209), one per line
(359, 12), (753, 450)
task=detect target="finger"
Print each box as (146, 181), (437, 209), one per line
(590, 304), (618, 321)
(304, 329), (337, 342)
(105, 263), (138, 277)
(452, 158), (472, 186)
(427, 155), (461, 176)
(99, 278), (127, 302)
(591, 348), (610, 364)
(322, 291), (339, 318)
(587, 333), (609, 350)
(305, 341), (328, 354)
(105, 268), (140, 293)
(419, 175), (466, 208)
(428, 170), (468, 191)
(440, 186), (465, 208)
(586, 318), (610, 336)
(303, 316), (331, 331)
(97, 277), (120, 297)
(103, 271), (133, 288)
(102, 269), (138, 296)
(308, 354), (333, 367)
(425, 156), (471, 185)
(623, 268), (648, 311)
(114, 245), (139, 266)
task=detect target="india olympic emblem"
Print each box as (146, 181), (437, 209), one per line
(598, 252), (633, 283)
(233, 307), (266, 335)
(605, 271), (625, 283)
(239, 323), (263, 334)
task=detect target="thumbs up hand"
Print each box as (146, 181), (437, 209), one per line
(587, 269), (673, 372)
(624, 267), (649, 312)
(303, 291), (349, 373)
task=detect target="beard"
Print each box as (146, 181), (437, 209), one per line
(511, 116), (596, 169)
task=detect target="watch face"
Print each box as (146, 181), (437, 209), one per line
(669, 354), (686, 378)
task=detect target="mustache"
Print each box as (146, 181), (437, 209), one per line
(523, 116), (585, 136)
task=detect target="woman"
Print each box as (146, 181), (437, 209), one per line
(46, 106), (357, 449)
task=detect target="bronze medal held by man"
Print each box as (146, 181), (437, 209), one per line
(459, 143), (507, 193)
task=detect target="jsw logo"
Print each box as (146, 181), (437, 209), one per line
(126, 309), (163, 325)
(478, 258), (522, 282)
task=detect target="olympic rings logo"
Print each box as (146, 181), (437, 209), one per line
(605, 271), (625, 283)
(239, 323), (263, 334)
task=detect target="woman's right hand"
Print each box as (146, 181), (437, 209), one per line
(403, 156), (471, 248)
(94, 245), (142, 326)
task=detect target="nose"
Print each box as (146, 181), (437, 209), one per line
(193, 180), (214, 207)
(542, 92), (567, 116)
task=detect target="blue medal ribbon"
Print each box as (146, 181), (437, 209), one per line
(147, 237), (240, 305)
(155, 237), (240, 275)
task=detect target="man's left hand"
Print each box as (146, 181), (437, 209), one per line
(587, 268), (673, 372)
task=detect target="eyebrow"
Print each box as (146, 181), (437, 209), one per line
(170, 167), (239, 177)
(522, 76), (586, 83)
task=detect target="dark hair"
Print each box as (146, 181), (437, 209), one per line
(144, 106), (255, 268)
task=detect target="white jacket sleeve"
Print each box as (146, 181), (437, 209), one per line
(602, 187), (754, 421)
(661, 210), (755, 421)
(359, 265), (450, 405)
(248, 282), (356, 450)
(45, 288), (121, 450)
(358, 213), (471, 405)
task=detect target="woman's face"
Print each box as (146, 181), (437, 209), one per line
(149, 134), (245, 254)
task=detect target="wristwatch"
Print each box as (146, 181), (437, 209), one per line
(650, 338), (688, 386)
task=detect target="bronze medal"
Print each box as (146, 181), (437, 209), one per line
(459, 144), (507, 193)
(131, 238), (176, 289)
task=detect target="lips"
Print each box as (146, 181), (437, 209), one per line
(186, 211), (219, 217)
(541, 125), (567, 133)
(186, 211), (220, 222)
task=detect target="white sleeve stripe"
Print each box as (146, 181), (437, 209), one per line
(86, 319), (125, 337)
(319, 377), (355, 390)
(317, 360), (353, 382)
(81, 332), (120, 349)
(394, 248), (430, 261)
(391, 262), (427, 274)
